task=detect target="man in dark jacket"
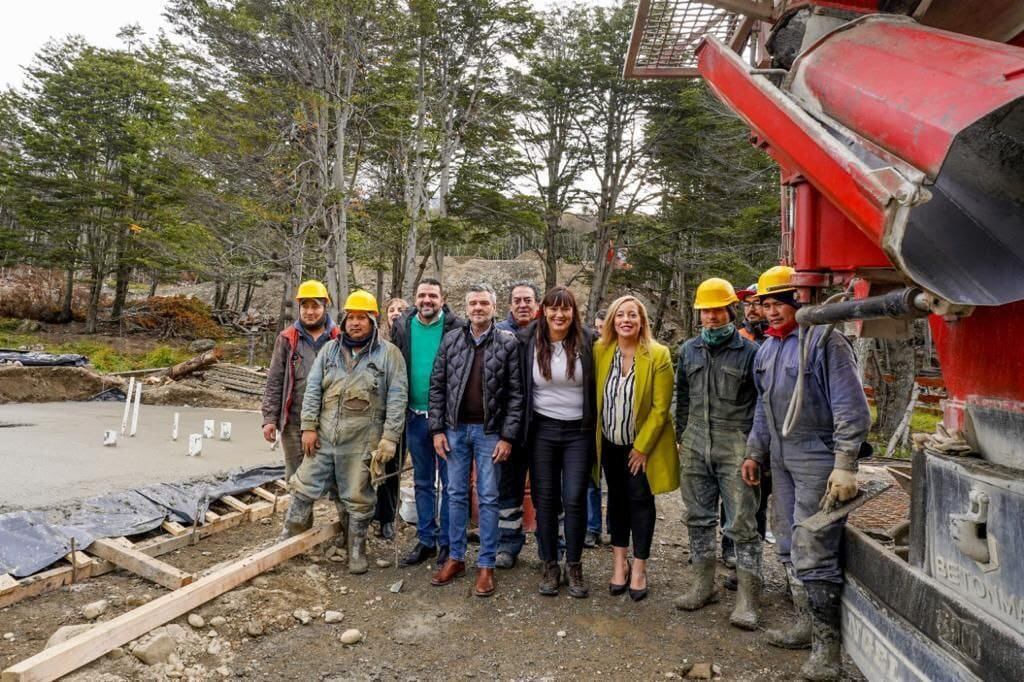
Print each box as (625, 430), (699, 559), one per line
(674, 278), (762, 631)
(493, 280), (540, 567)
(391, 278), (466, 567)
(427, 284), (524, 596)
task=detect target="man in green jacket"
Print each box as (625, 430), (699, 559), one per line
(674, 278), (762, 630)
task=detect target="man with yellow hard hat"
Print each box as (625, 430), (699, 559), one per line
(674, 277), (762, 631)
(742, 265), (870, 681)
(262, 280), (340, 481)
(283, 290), (409, 575)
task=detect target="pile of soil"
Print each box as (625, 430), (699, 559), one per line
(0, 366), (124, 403)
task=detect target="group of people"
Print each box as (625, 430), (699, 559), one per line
(261, 265), (870, 682)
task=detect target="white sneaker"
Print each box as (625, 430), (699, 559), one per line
(765, 530), (776, 545)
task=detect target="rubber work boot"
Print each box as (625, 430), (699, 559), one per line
(333, 502), (349, 549)
(566, 562), (589, 599)
(730, 540), (762, 630)
(766, 564), (812, 649)
(279, 494), (314, 540)
(347, 516), (370, 575)
(539, 561), (560, 596)
(730, 570), (761, 630)
(800, 581), (843, 681)
(675, 526), (719, 611)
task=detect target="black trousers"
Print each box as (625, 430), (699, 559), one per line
(528, 413), (592, 563)
(601, 437), (656, 560)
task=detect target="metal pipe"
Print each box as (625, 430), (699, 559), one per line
(795, 287), (930, 326)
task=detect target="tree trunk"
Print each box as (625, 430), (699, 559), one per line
(167, 348), (223, 380)
(543, 213), (559, 292)
(85, 270), (103, 334)
(111, 263), (131, 321)
(232, 281), (241, 310)
(149, 274), (158, 298)
(652, 270), (673, 338)
(375, 265), (384, 305)
(401, 34), (429, 296)
(60, 267), (75, 323)
(242, 281), (255, 312)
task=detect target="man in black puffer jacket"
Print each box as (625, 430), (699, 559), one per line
(427, 284), (524, 597)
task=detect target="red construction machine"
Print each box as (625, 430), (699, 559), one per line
(626, 2), (1024, 679)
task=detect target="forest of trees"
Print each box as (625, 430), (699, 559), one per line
(0, 0), (779, 333)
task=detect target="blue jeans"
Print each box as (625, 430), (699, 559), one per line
(407, 411), (449, 548)
(586, 476), (603, 534)
(445, 424), (500, 568)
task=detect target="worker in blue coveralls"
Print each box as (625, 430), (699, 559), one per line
(741, 265), (870, 682)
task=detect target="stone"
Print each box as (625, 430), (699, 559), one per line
(210, 616), (227, 628)
(686, 663), (713, 680)
(81, 599), (109, 620)
(245, 622), (264, 637)
(187, 614), (205, 628)
(556, 630), (566, 638)
(340, 629), (362, 645)
(293, 609), (311, 625)
(329, 555), (345, 563)
(16, 319), (42, 333)
(2, 632), (13, 641)
(207, 630), (218, 638)
(375, 559), (392, 568)
(324, 611), (344, 624)
(252, 576), (270, 588)
(207, 640), (223, 656)
(325, 546), (338, 559)
(45, 624), (94, 649)
(133, 633), (177, 665)
(389, 580), (404, 594)
(106, 647), (126, 660)
(164, 624), (188, 642)
(188, 339), (216, 353)
(216, 667), (233, 678)
(126, 594), (150, 607)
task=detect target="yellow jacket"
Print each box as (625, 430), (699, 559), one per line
(594, 339), (680, 495)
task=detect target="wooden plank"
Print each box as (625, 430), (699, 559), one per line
(220, 495), (250, 514)
(204, 511), (221, 523)
(64, 552), (92, 570)
(251, 487), (277, 503)
(2, 523), (339, 682)
(0, 574), (20, 595)
(87, 538), (194, 590)
(161, 521), (187, 537)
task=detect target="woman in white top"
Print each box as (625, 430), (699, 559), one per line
(519, 286), (596, 598)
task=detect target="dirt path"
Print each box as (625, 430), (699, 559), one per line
(0, 493), (865, 681)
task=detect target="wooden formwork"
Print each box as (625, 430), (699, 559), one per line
(0, 480), (292, 610)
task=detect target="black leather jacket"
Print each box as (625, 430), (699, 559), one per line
(428, 323), (524, 442)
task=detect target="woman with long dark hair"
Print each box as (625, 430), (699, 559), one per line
(520, 286), (596, 597)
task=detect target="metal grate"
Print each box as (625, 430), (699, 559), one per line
(625, 0), (743, 78)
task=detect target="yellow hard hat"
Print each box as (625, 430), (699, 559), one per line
(295, 280), (330, 302)
(756, 265), (797, 297)
(343, 290), (379, 315)
(694, 278), (739, 309)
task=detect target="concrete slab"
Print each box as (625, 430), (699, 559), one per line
(0, 402), (278, 510)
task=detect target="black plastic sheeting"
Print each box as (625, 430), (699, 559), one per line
(0, 350), (89, 367)
(0, 465), (284, 578)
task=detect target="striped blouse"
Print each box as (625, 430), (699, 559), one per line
(602, 347), (636, 446)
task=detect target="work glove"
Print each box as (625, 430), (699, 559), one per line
(370, 438), (398, 481)
(819, 451), (859, 512)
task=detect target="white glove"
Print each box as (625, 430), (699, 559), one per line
(819, 468), (858, 512)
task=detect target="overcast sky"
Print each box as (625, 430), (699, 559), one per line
(0, 0), (598, 90)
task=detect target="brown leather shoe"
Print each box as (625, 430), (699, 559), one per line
(430, 559), (466, 586)
(474, 568), (495, 597)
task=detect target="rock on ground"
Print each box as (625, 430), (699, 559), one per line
(81, 599), (109, 620)
(187, 614), (205, 628)
(45, 624), (94, 649)
(133, 633), (177, 665)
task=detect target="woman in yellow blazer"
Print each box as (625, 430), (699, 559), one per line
(594, 295), (679, 601)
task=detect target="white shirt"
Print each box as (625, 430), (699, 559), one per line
(532, 341), (584, 421)
(602, 347), (636, 445)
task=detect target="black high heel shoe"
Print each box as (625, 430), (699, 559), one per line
(628, 570), (648, 602)
(609, 562), (632, 596)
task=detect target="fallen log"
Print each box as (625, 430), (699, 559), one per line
(1, 522), (337, 682)
(166, 348), (222, 381)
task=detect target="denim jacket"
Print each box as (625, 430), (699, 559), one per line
(746, 326), (871, 465)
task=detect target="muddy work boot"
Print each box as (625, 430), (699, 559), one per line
(539, 561), (560, 596)
(279, 494), (314, 540)
(675, 526), (719, 611)
(730, 541), (762, 630)
(333, 502), (349, 549)
(766, 564), (812, 649)
(347, 517), (370, 575)
(566, 562), (589, 599)
(800, 581), (843, 681)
